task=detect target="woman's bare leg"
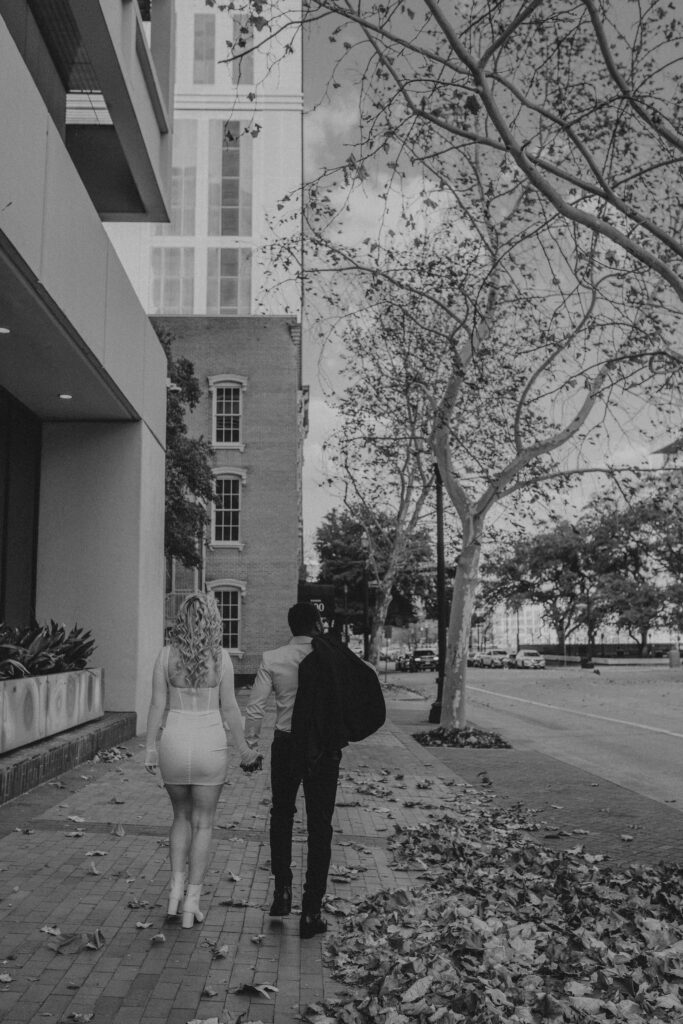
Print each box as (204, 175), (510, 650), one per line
(165, 784), (192, 874)
(187, 784), (223, 884)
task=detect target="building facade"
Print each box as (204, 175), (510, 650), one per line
(0, 1), (174, 722)
(155, 316), (308, 676)
(107, 1), (307, 676)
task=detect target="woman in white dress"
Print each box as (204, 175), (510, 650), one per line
(144, 592), (259, 927)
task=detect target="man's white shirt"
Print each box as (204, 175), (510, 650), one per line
(244, 635), (313, 741)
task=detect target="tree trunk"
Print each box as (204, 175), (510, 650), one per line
(369, 585), (393, 665)
(440, 521), (483, 728)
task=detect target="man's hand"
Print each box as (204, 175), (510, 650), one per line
(240, 752), (263, 774)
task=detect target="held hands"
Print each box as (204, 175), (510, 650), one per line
(144, 751), (158, 775)
(240, 749), (263, 774)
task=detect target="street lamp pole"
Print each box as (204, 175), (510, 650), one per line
(429, 464), (446, 724)
(360, 531), (370, 660)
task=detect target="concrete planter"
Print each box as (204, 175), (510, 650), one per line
(0, 669), (103, 754)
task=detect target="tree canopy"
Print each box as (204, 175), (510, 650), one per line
(315, 504), (435, 640)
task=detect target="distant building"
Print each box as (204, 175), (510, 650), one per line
(0, 1), (174, 722)
(108, 1), (306, 676)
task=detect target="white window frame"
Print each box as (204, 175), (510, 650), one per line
(209, 374), (247, 450)
(211, 468), (247, 549)
(207, 578), (246, 656)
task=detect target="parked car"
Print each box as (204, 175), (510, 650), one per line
(479, 648), (512, 668)
(408, 647), (438, 672)
(514, 648), (546, 669)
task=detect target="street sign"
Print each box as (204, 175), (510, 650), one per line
(297, 582), (336, 620)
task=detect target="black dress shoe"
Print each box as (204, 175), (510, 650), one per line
(269, 886), (292, 917)
(299, 911), (328, 939)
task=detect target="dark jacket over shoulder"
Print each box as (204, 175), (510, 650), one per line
(291, 635), (386, 770)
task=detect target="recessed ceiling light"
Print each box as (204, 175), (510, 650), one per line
(0, 327), (10, 334)
(58, 393), (73, 400)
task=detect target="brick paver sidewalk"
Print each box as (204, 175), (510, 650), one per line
(2, 691), (683, 1024)
(0, 693), (463, 1024)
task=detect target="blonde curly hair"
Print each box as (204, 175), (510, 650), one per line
(169, 592), (223, 687)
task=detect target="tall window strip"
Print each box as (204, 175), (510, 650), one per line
(214, 385), (242, 445)
(207, 122), (253, 236)
(214, 476), (241, 543)
(214, 588), (240, 649)
(206, 248), (252, 315)
(193, 13), (216, 84)
(150, 248), (194, 314)
(231, 15), (254, 85)
(155, 120), (197, 236)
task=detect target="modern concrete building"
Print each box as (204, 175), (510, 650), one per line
(107, 0), (307, 677)
(0, 1), (174, 722)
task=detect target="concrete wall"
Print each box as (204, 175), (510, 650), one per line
(0, 12), (170, 722)
(0, 15), (166, 443)
(36, 422), (165, 723)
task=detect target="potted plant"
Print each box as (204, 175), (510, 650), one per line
(0, 622), (102, 753)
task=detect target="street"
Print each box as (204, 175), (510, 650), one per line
(386, 662), (683, 809)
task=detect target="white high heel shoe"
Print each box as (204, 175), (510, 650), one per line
(182, 884), (205, 928)
(167, 872), (185, 918)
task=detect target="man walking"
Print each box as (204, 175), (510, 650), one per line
(244, 602), (339, 939)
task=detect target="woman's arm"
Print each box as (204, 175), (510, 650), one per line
(219, 650), (258, 763)
(144, 648), (168, 773)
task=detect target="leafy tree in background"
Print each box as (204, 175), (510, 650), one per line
(484, 493), (675, 654)
(319, 311), (441, 663)
(156, 327), (214, 570)
(314, 506), (435, 650)
(482, 523), (591, 649)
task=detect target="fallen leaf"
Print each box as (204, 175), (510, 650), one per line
(136, 921), (153, 929)
(233, 982), (278, 999)
(151, 933), (165, 944)
(82, 928), (105, 950)
(85, 851), (107, 857)
(401, 974), (433, 1003)
(204, 941), (229, 959)
(0, 973), (12, 983)
(68, 815), (85, 823)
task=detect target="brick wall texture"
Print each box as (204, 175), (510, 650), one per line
(153, 316), (304, 679)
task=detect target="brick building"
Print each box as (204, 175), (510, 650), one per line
(155, 316), (308, 680)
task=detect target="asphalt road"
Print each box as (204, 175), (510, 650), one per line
(385, 662), (683, 809)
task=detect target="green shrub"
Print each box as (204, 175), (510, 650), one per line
(0, 621), (96, 680)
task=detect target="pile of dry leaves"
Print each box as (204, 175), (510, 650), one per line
(322, 792), (683, 1023)
(413, 727), (511, 749)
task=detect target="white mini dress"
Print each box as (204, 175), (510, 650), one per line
(158, 646), (228, 786)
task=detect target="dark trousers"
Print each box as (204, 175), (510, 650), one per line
(269, 730), (340, 914)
